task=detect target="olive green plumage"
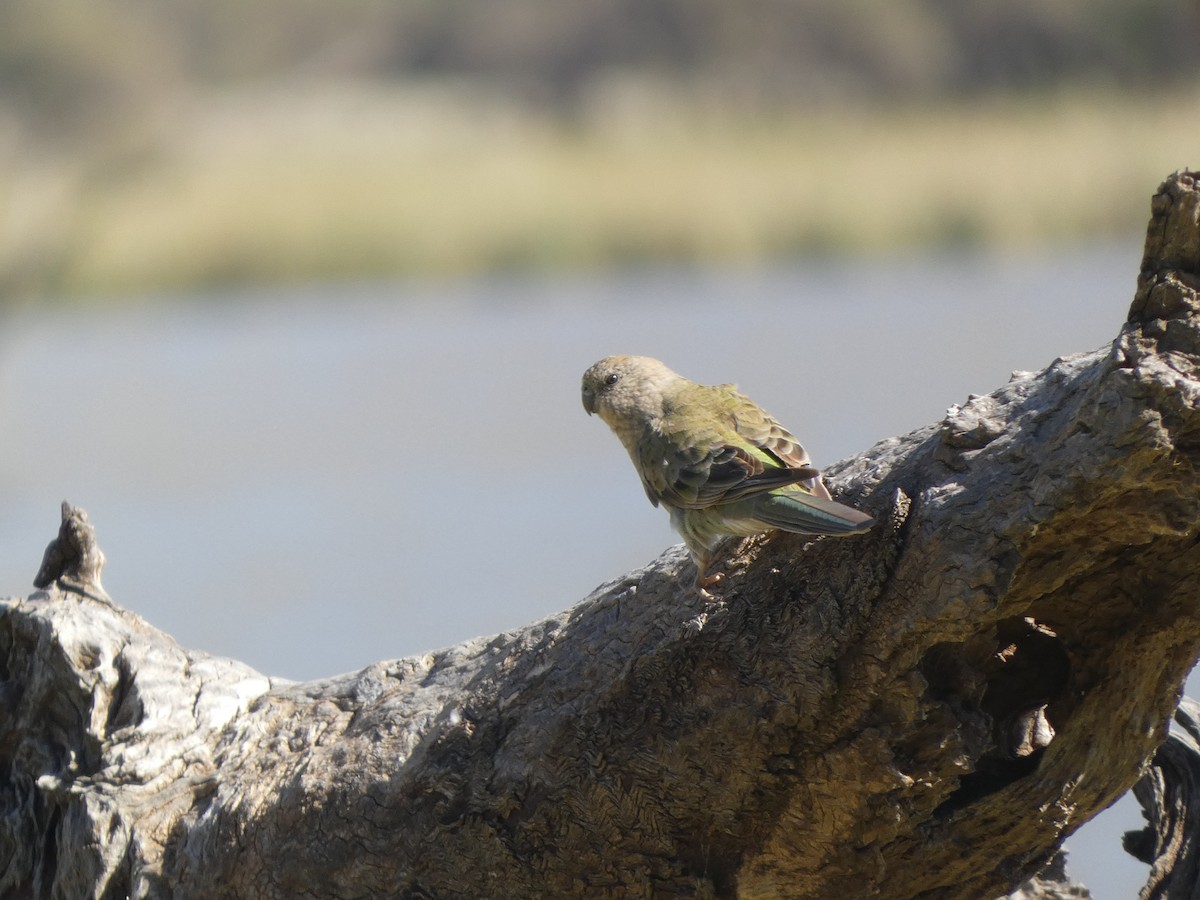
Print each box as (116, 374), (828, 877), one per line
(581, 355), (873, 587)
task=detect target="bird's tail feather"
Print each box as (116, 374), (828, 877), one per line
(747, 490), (874, 536)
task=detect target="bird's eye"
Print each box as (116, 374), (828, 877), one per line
(604, 373), (620, 386)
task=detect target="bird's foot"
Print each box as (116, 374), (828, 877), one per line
(693, 567), (725, 601)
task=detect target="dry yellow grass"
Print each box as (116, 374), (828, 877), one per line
(1, 84), (1196, 301)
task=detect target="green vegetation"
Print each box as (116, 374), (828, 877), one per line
(3, 86), (1193, 301)
(1, 0), (1197, 301)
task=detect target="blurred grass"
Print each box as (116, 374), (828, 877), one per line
(1, 83), (1195, 302)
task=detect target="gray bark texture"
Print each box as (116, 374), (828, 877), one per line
(4, 171), (1200, 899)
(1123, 697), (1200, 899)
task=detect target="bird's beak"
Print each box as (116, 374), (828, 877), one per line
(581, 387), (596, 416)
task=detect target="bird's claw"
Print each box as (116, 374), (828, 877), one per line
(693, 566), (725, 600)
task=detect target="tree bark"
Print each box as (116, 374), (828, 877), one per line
(4, 172), (1200, 899)
(1124, 698), (1200, 899)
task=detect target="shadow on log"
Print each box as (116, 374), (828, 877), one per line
(3, 172), (1200, 898)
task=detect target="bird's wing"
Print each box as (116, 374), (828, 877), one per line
(726, 386), (833, 500)
(638, 387), (823, 510)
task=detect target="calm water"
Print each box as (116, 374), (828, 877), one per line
(0, 240), (1155, 896)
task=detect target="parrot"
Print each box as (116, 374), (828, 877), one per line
(581, 355), (873, 594)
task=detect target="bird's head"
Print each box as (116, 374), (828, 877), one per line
(581, 355), (680, 433)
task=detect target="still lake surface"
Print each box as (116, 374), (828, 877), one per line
(0, 239), (1159, 895)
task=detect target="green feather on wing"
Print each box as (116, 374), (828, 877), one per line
(638, 382), (833, 510)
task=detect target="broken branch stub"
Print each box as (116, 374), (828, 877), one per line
(1124, 698), (1200, 900)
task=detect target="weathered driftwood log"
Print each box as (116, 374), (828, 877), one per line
(1124, 698), (1200, 899)
(1006, 850), (1090, 900)
(4, 171), (1200, 899)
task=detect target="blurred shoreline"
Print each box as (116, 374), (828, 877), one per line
(4, 0), (1198, 305)
(1, 84), (1194, 305)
